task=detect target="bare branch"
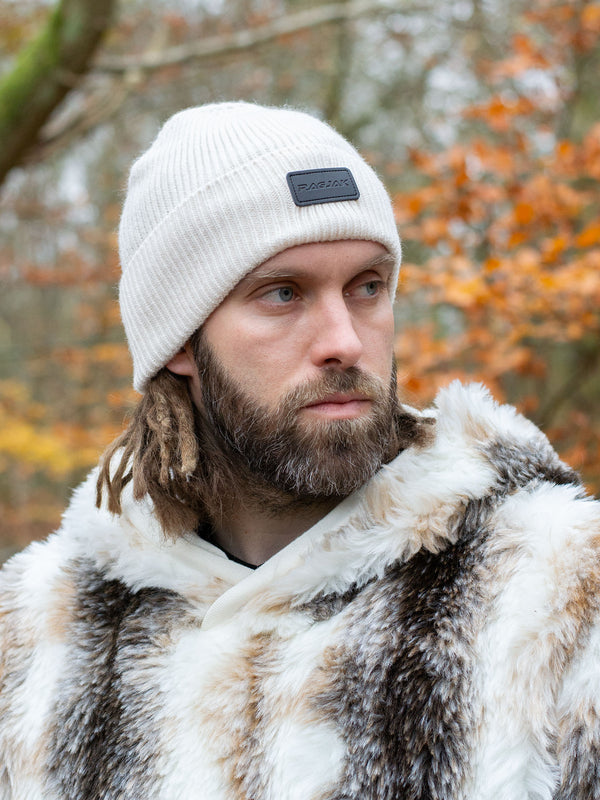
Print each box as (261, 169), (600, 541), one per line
(30, 80), (132, 165)
(95, 0), (391, 75)
(0, 0), (116, 186)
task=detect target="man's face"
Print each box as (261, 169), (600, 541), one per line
(196, 239), (396, 416)
(177, 239), (398, 500)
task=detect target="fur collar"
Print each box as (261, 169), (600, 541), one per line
(54, 381), (578, 616)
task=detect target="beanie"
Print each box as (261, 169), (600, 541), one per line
(119, 101), (401, 393)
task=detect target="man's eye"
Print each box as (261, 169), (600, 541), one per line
(357, 280), (382, 297)
(264, 286), (296, 303)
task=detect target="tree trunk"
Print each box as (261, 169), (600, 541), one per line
(0, 0), (116, 187)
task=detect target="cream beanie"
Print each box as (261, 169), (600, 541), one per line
(119, 101), (401, 392)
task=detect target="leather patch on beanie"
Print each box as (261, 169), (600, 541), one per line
(286, 167), (360, 206)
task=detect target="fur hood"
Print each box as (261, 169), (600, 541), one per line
(1, 382), (600, 799)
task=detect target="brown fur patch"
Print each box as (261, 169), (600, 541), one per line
(309, 498), (500, 800)
(555, 704), (600, 798)
(46, 559), (193, 799)
(185, 575), (232, 615)
(204, 631), (276, 800)
(45, 572), (77, 641)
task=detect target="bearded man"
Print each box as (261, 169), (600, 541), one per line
(1, 102), (600, 800)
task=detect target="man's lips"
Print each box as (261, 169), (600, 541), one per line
(301, 394), (372, 419)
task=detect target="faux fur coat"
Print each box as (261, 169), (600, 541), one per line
(1, 382), (600, 800)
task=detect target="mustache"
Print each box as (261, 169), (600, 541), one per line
(275, 367), (388, 420)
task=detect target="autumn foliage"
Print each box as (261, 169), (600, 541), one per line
(393, 0), (600, 488)
(1, 0), (599, 555)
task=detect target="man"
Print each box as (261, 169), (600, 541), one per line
(1, 102), (599, 799)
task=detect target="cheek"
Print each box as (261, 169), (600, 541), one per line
(206, 324), (297, 403)
(361, 308), (395, 366)
(381, 311), (396, 351)
(239, 345), (299, 400)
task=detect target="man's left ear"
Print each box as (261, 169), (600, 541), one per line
(166, 345), (196, 377)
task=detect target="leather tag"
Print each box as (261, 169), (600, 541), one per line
(286, 168), (360, 207)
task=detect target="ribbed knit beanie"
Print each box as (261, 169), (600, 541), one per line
(119, 101), (401, 392)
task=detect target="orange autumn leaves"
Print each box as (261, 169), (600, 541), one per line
(393, 122), (600, 484)
(391, 1), (600, 485)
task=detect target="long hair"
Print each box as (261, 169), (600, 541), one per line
(96, 364), (204, 537)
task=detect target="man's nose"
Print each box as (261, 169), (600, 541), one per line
(308, 299), (363, 369)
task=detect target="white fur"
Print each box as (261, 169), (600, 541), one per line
(2, 382), (600, 798)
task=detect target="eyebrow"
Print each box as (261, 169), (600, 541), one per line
(241, 252), (396, 289)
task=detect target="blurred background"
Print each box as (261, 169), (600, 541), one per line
(1, 0), (599, 561)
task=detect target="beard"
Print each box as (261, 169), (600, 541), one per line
(190, 331), (403, 514)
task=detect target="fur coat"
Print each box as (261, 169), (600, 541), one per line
(1, 382), (600, 800)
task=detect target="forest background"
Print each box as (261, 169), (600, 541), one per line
(1, 0), (599, 562)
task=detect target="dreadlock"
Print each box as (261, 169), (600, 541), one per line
(96, 365), (202, 538)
